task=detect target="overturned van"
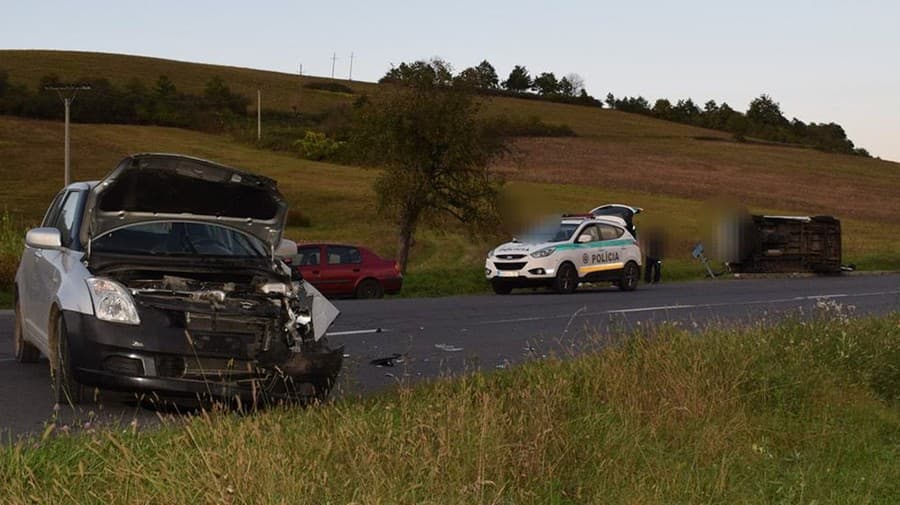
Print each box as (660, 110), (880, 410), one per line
(715, 213), (842, 274)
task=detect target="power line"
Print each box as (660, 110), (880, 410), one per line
(44, 84), (92, 187)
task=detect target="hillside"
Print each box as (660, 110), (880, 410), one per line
(1, 50), (898, 290)
(2, 50), (897, 226)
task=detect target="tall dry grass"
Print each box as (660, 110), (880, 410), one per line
(0, 210), (26, 290)
(1, 306), (897, 503)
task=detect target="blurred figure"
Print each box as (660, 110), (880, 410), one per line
(643, 226), (665, 284)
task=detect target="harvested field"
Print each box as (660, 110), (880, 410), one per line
(496, 136), (900, 223)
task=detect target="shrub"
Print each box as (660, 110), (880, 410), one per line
(303, 81), (354, 94)
(0, 210), (24, 289)
(488, 115), (575, 137)
(293, 131), (344, 161)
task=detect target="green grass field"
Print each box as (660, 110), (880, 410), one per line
(2, 308), (897, 503)
(1, 50), (898, 304)
(1, 114), (899, 306)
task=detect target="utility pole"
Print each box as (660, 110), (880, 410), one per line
(44, 84), (91, 187)
(298, 63), (303, 109)
(330, 52), (338, 80)
(348, 52), (354, 82)
(257, 89), (261, 141)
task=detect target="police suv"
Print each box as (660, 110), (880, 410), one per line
(485, 214), (642, 294)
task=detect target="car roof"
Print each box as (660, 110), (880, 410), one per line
(64, 181), (99, 191)
(561, 215), (628, 227)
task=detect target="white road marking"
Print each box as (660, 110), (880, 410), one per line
(606, 304), (693, 314)
(471, 315), (547, 325)
(474, 289), (900, 326)
(793, 293), (848, 300)
(0, 358), (17, 363)
(326, 328), (386, 336)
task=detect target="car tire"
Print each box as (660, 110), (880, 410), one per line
(553, 263), (579, 294)
(355, 278), (384, 299)
(14, 298), (41, 363)
(51, 315), (83, 405)
(618, 261), (640, 292)
(491, 280), (513, 295)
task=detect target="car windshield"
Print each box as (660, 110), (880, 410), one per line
(520, 220), (580, 244)
(92, 221), (268, 257)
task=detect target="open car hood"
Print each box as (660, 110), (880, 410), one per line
(81, 154), (288, 249)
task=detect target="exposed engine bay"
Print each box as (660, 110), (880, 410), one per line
(91, 262), (343, 401)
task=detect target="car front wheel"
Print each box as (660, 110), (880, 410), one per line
(51, 315), (82, 405)
(14, 298), (41, 363)
(553, 263), (579, 294)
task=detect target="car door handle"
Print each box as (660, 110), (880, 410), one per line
(312, 270), (320, 275)
(352, 268), (360, 273)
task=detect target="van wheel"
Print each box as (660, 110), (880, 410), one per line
(619, 262), (640, 292)
(51, 315), (82, 405)
(14, 299), (40, 363)
(356, 279), (384, 299)
(553, 263), (579, 294)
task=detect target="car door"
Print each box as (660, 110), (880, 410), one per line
(19, 190), (65, 342)
(598, 224), (627, 263)
(294, 245), (324, 289)
(29, 190), (82, 348)
(319, 245), (363, 296)
(574, 224), (603, 275)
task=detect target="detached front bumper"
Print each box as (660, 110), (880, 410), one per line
(62, 310), (342, 401)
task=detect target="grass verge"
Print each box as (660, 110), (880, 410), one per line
(0, 210), (26, 307)
(1, 307), (897, 503)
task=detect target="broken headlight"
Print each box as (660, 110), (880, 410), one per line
(85, 277), (141, 325)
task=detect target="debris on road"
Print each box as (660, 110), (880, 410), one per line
(369, 354), (405, 368)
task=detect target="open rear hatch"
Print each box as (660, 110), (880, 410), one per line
(590, 204), (642, 235)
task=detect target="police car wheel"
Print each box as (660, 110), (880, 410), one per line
(491, 280), (513, 295)
(554, 263), (578, 294)
(619, 262), (640, 292)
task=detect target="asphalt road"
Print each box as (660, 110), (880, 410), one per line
(1, 274), (898, 439)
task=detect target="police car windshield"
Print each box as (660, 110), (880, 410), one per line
(521, 221), (579, 244)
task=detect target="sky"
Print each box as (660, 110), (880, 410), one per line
(2, 0), (899, 161)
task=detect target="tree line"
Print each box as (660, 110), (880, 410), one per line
(380, 60), (602, 107)
(380, 59), (868, 157)
(605, 92), (868, 156)
(0, 69), (250, 131)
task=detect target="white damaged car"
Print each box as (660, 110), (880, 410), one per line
(485, 214), (642, 294)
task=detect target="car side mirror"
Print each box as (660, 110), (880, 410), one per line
(25, 227), (62, 250)
(275, 238), (297, 258)
(577, 234), (593, 243)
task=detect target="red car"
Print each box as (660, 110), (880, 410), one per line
(288, 243), (403, 299)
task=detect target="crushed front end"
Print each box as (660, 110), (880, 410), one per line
(67, 263), (343, 403)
